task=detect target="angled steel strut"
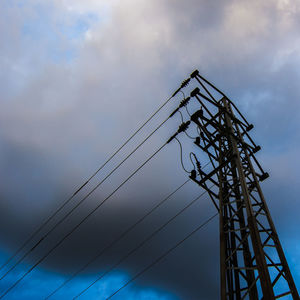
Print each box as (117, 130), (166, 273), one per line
(168, 70), (299, 299)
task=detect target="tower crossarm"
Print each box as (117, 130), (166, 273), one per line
(168, 70), (299, 299)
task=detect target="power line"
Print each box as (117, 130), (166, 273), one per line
(45, 179), (191, 299)
(47, 163), (211, 298)
(0, 90), (179, 275)
(0, 114), (171, 282)
(0, 142), (168, 299)
(174, 137), (192, 173)
(73, 186), (214, 299)
(107, 212), (218, 300)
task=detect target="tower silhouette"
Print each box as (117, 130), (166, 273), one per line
(172, 70), (299, 299)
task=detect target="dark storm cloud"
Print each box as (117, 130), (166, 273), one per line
(0, 0), (300, 299)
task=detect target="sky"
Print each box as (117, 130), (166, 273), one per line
(0, 0), (300, 299)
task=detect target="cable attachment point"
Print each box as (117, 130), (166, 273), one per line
(190, 87), (200, 98)
(194, 133), (205, 147)
(259, 172), (269, 182)
(169, 109), (178, 118)
(253, 145), (261, 153)
(166, 133), (177, 144)
(178, 121), (191, 133)
(180, 96), (191, 108)
(171, 78), (191, 97)
(166, 121), (191, 143)
(191, 109), (204, 124)
(181, 78), (190, 89)
(190, 169), (197, 179)
(189, 153), (202, 181)
(169, 96), (191, 118)
(190, 69), (199, 78)
(247, 124), (254, 131)
(191, 153), (201, 175)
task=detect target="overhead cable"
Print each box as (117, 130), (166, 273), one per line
(45, 179), (191, 299)
(73, 186), (213, 299)
(0, 115), (171, 282)
(174, 137), (192, 173)
(0, 142), (167, 299)
(107, 212), (218, 299)
(48, 162), (211, 298)
(0, 76), (191, 275)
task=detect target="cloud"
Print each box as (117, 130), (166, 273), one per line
(0, 0), (300, 299)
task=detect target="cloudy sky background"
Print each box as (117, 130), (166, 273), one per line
(0, 0), (299, 299)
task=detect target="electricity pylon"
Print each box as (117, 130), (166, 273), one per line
(168, 70), (299, 299)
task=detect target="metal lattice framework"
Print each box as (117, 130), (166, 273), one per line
(168, 70), (299, 299)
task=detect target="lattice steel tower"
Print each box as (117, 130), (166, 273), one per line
(169, 70), (299, 299)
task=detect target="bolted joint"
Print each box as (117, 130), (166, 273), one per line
(247, 124), (254, 131)
(191, 109), (203, 123)
(248, 181), (257, 190)
(190, 169), (197, 179)
(241, 142), (248, 149)
(253, 145), (261, 153)
(259, 172), (269, 182)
